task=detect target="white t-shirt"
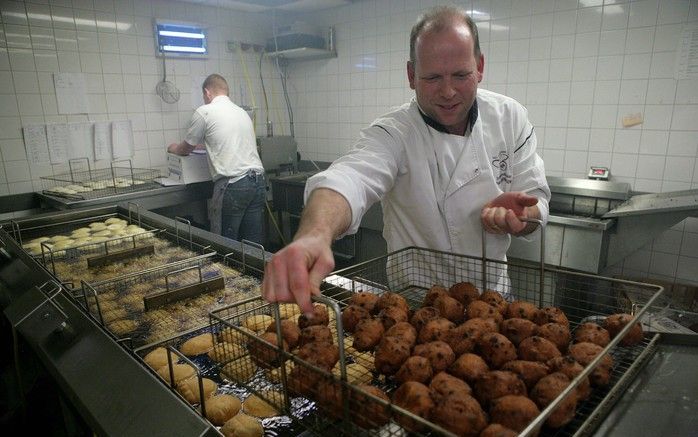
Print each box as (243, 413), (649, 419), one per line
(184, 95), (263, 181)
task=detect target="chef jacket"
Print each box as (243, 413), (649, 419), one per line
(305, 89), (550, 293)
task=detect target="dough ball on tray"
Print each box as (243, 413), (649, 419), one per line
(603, 313), (644, 346)
(448, 281), (480, 306)
(204, 394), (242, 426)
(490, 394), (541, 433)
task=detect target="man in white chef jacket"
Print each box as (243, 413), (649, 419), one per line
(263, 6), (550, 316)
(168, 74), (266, 244)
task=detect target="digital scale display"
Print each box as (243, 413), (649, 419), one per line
(588, 166), (610, 180)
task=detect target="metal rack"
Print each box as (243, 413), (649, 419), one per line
(188, 242), (663, 437)
(79, 250), (263, 348)
(40, 158), (161, 200)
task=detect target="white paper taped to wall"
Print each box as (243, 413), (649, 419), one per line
(23, 125), (50, 165)
(676, 24), (698, 79)
(46, 123), (69, 164)
(54, 73), (90, 114)
(68, 122), (94, 161)
(112, 120), (134, 159)
(94, 121), (112, 161)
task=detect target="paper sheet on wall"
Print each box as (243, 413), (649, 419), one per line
(23, 125), (50, 165)
(112, 120), (134, 159)
(191, 75), (207, 109)
(94, 121), (112, 161)
(54, 73), (90, 114)
(46, 123), (69, 164)
(676, 24), (698, 79)
(68, 122), (94, 161)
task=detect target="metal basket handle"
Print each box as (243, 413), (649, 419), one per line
(68, 158), (91, 183)
(127, 202), (141, 227)
(110, 158), (134, 185)
(164, 263), (204, 292)
(241, 239), (265, 274)
(174, 216), (192, 249)
(481, 217), (546, 306)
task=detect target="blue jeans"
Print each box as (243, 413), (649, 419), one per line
(221, 171), (266, 244)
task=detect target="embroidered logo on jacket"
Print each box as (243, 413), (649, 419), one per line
(492, 151), (512, 184)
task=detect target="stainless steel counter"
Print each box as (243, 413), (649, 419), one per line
(593, 341), (698, 436)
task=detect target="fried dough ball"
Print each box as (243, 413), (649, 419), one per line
(350, 292), (380, 313)
(392, 381), (434, 433)
(505, 300), (539, 321)
(480, 290), (508, 315)
(462, 316), (499, 334)
(341, 305), (370, 333)
(531, 372), (578, 428)
(429, 371), (472, 400)
(298, 325), (333, 348)
(395, 355), (433, 385)
(379, 305), (409, 330)
(418, 317), (455, 343)
(574, 322), (611, 347)
(331, 362), (372, 385)
(221, 413), (263, 437)
(296, 341), (339, 370)
(537, 323), (571, 353)
(480, 424), (518, 437)
(287, 363), (321, 397)
(352, 384), (391, 429)
(410, 306), (441, 333)
(352, 318), (385, 352)
(547, 356), (591, 400)
(431, 393), (487, 437)
(180, 333), (215, 356)
(298, 303), (329, 328)
(385, 321), (417, 347)
(604, 313), (644, 346)
(466, 300), (504, 324)
(448, 352), (489, 383)
(490, 395), (541, 433)
(518, 336), (562, 363)
(477, 332), (518, 369)
(248, 332), (288, 368)
(265, 319), (301, 350)
(500, 318), (539, 346)
(314, 379), (344, 419)
(501, 360), (550, 391)
(413, 340), (455, 373)
(374, 292), (410, 315)
(448, 281), (480, 306)
(374, 336), (412, 375)
(474, 370), (527, 408)
(433, 294), (465, 323)
(569, 342), (613, 386)
(534, 306), (569, 328)
(444, 324), (477, 355)
(423, 285), (449, 307)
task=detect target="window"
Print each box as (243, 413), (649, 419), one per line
(154, 20), (208, 58)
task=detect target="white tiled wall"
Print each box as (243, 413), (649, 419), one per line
(280, 0), (698, 286)
(0, 0), (287, 196)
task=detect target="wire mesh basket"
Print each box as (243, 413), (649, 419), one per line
(40, 158), (161, 200)
(11, 213), (215, 293)
(196, 244), (663, 437)
(78, 251), (263, 348)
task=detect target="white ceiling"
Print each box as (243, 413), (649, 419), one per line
(178, 0), (351, 13)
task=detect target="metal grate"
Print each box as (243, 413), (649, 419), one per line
(79, 253), (263, 348)
(40, 159), (161, 200)
(192, 247), (663, 437)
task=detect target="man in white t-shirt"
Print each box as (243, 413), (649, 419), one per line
(169, 74), (266, 244)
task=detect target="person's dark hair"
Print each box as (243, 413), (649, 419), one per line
(409, 5), (481, 64)
(202, 73), (229, 95)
